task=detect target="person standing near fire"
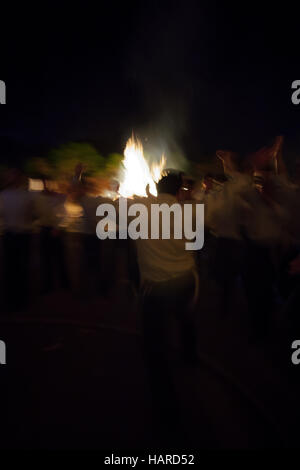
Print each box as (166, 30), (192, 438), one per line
(126, 171), (199, 445)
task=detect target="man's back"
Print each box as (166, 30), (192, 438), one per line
(135, 193), (196, 283)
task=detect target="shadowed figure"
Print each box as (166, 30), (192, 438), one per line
(0, 169), (35, 312)
(132, 172), (198, 445)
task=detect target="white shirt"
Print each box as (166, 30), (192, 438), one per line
(132, 194), (196, 283)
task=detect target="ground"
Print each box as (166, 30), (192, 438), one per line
(1, 270), (299, 449)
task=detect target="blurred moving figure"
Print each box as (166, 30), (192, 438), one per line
(0, 169), (35, 311)
(36, 180), (69, 294)
(206, 136), (298, 341)
(240, 137), (291, 341)
(133, 172), (198, 445)
(77, 179), (107, 296)
(205, 150), (249, 319)
(71, 174), (119, 297)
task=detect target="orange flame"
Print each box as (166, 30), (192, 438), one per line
(119, 135), (166, 198)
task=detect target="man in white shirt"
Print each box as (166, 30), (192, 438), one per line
(134, 190), (196, 285)
(134, 172), (199, 445)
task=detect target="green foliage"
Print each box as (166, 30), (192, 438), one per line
(49, 142), (106, 178)
(24, 157), (54, 179)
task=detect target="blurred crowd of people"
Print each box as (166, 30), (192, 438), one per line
(202, 137), (300, 341)
(1, 135), (300, 444)
(0, 135), (299, 341)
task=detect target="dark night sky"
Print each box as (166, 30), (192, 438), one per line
(1, 1), (300, 164)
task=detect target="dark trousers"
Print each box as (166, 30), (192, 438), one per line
(213, 237), (245, 316)
(98, 238), (140, 296)
(3, 232), (31, 311)
(242, 242), (276, 341)
(141, 272), (196, 444)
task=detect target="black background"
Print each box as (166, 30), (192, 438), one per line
(1, 1), (300, 163)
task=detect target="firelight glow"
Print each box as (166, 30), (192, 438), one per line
(118, 135), (166, 198)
